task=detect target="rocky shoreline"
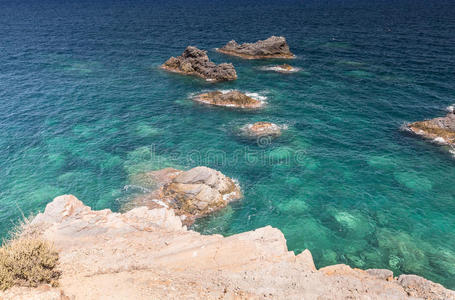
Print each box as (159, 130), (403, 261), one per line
(217, 36), (295, 59)
(2, 194), (454, 299)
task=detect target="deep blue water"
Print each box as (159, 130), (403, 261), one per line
(1, 0), (455, 288)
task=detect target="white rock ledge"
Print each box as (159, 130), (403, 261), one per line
(3, 195), (454, 300)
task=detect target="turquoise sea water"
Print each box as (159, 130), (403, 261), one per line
(1, 0), (455, 288)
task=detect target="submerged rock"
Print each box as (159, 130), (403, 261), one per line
(194, 90), (263, 108)
(161, 46), (237, 82)
(241, 122), (283, 137)
(130, 166), (242, 225)
(217, 36), (294, 59)
(407, 110), (455, 147)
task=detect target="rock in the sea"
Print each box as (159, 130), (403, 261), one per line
(161, 46), (237, 82)
(241, 122), (283, 137)
(130, 166), (242, 224)
(407, 110), (455, 147)
(217, 36), (294, 59)
(194, 90), (263, 108)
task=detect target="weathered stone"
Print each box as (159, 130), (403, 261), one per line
(217, 36), (294, 59)
(194, 90), (263, 108)
(241, 122), (283, 137)
(295, 249), (317, 272)
(129, 166), (242, 225)
(407, 111), (455, 147)
(398, 274), (455, 299)
(9, 195), (455, 299)
(367, 269), (394, 281)
(161, 46), (237, 82)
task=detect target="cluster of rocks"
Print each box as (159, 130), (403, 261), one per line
(161, 46), (237, 82)
(129, 166), (241, 225)
(161, 36), (297, 82)
(407, 108), (455, 148)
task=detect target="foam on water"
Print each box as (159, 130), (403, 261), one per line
(260, 66), (301, 73)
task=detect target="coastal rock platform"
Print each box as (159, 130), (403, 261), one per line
(3, 194), (454, 299)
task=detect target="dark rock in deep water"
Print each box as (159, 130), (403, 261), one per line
(217, 36), (294, 59)
(161, 46), (237, 82)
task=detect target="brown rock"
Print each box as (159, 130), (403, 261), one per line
(194, 90), (263, 108)
(161, 46), (237, 82)
(279, 64), (294, 71)
(241, 122), (283, 137)
(407, 111), (455, 147)
(217, 36), (294, 59)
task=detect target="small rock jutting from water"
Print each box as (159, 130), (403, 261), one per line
(262, 64), (300, 73)
(161, 46), (237, 82)
(193, 90), (264, 108)
(217, 36), (294, 59)
(407, 109), (455, 147)
(241, 122), (284, 138)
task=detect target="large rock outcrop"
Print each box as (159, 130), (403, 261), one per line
(217, 36), (294, 59)
(194, 90), (263, 108)
(129, 166), (242, 225)
(161, 46), (237, 82)
(407, 110), (455, 147)
(3, 195), (454, 299)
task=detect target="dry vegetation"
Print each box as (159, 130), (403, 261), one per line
(0, 215), (60, 291)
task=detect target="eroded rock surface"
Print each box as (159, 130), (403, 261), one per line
(407, 110), (455, 147)
(241, 122), (283, 137)
(129, 166), (242, 225)
(161, 46), (237, 82)
(194, 90), (263, 108)
(217, 36), (294, 59)
(5, 195), (454, 300)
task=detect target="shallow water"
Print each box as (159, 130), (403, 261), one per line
(1, 0), (455, 288)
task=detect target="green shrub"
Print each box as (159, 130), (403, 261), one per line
(0, 238), (61, 290)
